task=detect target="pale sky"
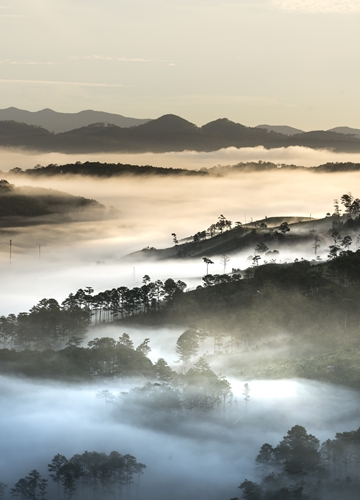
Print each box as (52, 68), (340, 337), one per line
(0, 0), (360, 129)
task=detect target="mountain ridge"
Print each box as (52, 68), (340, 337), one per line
(0, 107), (151, 133)
(1, 112), (360, 153)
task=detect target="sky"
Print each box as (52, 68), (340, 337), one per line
(0, 0), (359, 130)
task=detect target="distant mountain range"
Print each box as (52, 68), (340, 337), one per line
(257, 123), (360, 138)
(1, 109), (360, 153)
(0, 107), (150, 133)
(255, 124), (305, 136)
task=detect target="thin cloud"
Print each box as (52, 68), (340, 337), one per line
(70, 55), (166, 63)
(181, 94), (280, 106)
(0, 79), (126, 87)
(0, 60), (54, 65)
(271, 0), (360, 13)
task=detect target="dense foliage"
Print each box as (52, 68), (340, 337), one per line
(116, 357), (232, 423)
(0, 278), (186, 350)
(236, 425), (360, 500)
(3, 450), (145, 500)
(0, 335), (155, 380)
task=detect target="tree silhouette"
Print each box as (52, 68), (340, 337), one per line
(313, 235), (320, 256)
(11, 470), (47, 500)
(0, 483), (7, 500)
(202, 257), (214, 275)
(274, 425), (322, 475)
(278, 221), (290, 235)
(254, 242), (269, 255)
(175, 329), (199, 365)
(220, 254), (231, 273)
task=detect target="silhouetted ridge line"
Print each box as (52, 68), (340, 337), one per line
(0, 106), (151, 132)
(2, 114), (360, 152)
(10, 160), (360, 178)
(9, 161), (209, 177)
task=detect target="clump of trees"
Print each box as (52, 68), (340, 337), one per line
(0, 335), (155, 380)
(117, 357), (232, 420)
(236, 424), (360, 500)
(202, 273), (242, 287)
(6, 450), (145, 500)
(0, 277), (187, 350)
(175, 328), (200, 365)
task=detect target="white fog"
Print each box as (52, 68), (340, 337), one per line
(1, 375), (360, 500)
(0, 147), (360, 499)
(0, 148), (358, 313)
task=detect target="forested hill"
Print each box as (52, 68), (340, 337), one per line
(125, 214), (322, 262)
(2, 251), (360, 386)
(0, 179), (105, 220)
(7, 160), (360, 179)
(8, 161), (208, 178)
(2, 115), (360, 153)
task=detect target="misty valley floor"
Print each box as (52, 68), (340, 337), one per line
(0, 154), (360, 498)
(2, 374), (360, 500)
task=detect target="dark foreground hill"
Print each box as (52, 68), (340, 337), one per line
(2, 114), (360, 153)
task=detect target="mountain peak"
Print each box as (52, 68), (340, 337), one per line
(201, 118), (246, 134)
(140, 114), (198, 132)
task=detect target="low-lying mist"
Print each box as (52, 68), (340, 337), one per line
(1, 148), (360, 498)
(3, 144), (360, 170)
(1, 374), (359, 499)
(0, 156), (357, 313)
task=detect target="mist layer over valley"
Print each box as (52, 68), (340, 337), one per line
(1, 149), (360, 499)
(1, 374), (360, 500)
(0, 150), (358, 312)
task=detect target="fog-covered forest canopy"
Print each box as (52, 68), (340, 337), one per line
(237, 425), (360, 500)
(2, 247), (360, 386)
(2, 163), (360, 499)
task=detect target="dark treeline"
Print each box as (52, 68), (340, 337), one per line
(158, 251), (360, 388)
(236, 425), (360, 500)
(2, 450), (145, 500)
(0, 278), (186, 351)
(9, 160), (208, 178)
(3, 252), (360, 385)
(8, 160), (360, 180)
(0, 334), (157, 380)
(172, 250), (360, 335)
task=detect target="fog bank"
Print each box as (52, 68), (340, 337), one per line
(1, 375), (359, 499)
(0, 166), (357, 314)
(3, 145), (360, 170)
